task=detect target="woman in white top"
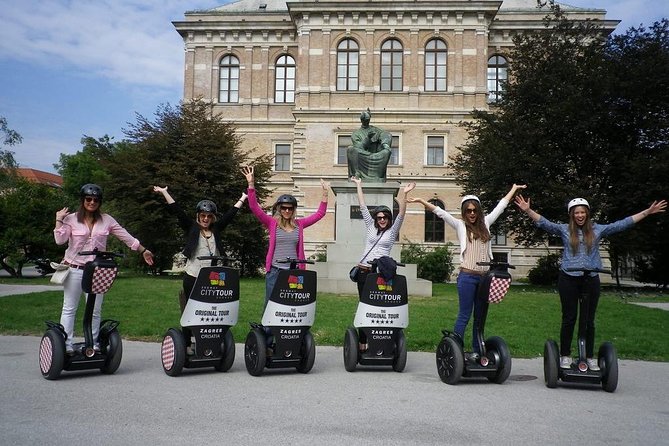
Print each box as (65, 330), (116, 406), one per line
(408, 184), (525, 353)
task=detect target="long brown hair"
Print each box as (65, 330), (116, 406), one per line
(76, 200), (102, 223)
(273, 207), (297, 231)
(568, 206), (594, 254)
(461, 199), (490, 242)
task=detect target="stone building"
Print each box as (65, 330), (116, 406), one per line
(172, 0), (618, 278)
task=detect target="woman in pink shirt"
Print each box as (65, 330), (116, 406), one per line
(53, 184), (154, 354)
(241, 166), (329, 306)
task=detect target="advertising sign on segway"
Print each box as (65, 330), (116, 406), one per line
(161, 257), (240, 376)
(244, 258), (318, 376)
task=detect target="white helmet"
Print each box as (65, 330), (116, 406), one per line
(461, 195), (480, 206)
(568, 198), (590, 212)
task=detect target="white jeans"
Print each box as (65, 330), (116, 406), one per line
(59, 268), (104, 349)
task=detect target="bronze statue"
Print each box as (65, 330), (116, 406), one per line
(347, 109), (392, 182)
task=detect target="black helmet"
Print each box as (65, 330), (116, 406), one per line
(80, 184), (103, 199)
(273, 194), (298, 214)
(196, 199), (217, 214)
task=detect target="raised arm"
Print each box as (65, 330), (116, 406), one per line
(407, 197), (437, 212)
(351, 176), (365, 207)
(234, 192), (248, 209)
(502, 184), (527, 202)
(320, 178), (330, 203)
(242, 165), (255, 189)
(395, 182), (416, 218)
(153, 185), (175, 204)
(631, 199), (667, 223)
(514, 194), (541, 222)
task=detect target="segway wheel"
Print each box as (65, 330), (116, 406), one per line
(599, 342), (618, 393)
(100, 329), (123, 374)
(343, 328), (359, 372)
(214, 330), (235, 372)
(296, 331), (316, 374)
(39, 330), (65, 380)
(543, 339), (559, 388)
(244, 329), (266, 376)
(436, 336), (464, 385)
(161, 328), (186, 377)
(485, 336), (511, 384)
(392, 330), (407, 373)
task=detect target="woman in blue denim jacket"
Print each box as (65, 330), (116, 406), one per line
(515, 195), (666, 370)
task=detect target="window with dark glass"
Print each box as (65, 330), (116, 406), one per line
(425, 39), (447, 92)
(389, 135), (400, 165)
(337, 39), (359, 91)
(219, 55), (239, 103)
(337, 135), (351, 165)
(425, 199), (445, 242)
(275, 55), (296, 103)
(274, 144), (291, 171)
(487, 55), (508, 103)
(381, 39), (403, 91)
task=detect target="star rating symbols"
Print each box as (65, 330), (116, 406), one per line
(279, 318), (304, 324)
(371, 317), (393, 324)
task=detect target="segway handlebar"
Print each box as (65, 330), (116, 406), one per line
(276, 257), (315, 269)
(477, 261), (515, 269)
(78, 249), (125, 260)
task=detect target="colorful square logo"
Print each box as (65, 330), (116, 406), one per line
(376, 276), (393, 291)
(287, 275), (304, 289)
(209, 271), (226, 286)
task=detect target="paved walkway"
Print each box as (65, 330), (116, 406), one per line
(0, 284), (61, 297)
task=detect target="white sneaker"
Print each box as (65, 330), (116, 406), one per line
(560, 356), (572, 369)
(587, 358), (600, 371)
(66, 345), (75, 355)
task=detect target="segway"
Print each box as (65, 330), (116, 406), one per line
(161, 256), (239, 376)
(436, 260), (514, 385)
(343, 259), (408, 372)
(39, 249), (124, 380)
(244, 258), (317, 376)
(544, 268), (618, 392)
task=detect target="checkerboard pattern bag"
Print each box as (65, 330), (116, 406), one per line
(488, 276), (511, 304)
(91, 266), (119, 294)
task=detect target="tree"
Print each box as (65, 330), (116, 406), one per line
(0, 179), (66, 277)
(54, 135), (115, 201)
(451, 4), (669, 285)
(102, 100), (273, 275)
(0, 116), (21, 191)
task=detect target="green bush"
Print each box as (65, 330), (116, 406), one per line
(528, 253), (561, 286)
(401, 239), (455, 283)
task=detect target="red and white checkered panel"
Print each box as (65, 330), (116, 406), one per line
(91, 266), (118, 294)
(488, 276), (511, 304)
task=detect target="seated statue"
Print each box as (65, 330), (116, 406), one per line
(347, 109), (392, 182)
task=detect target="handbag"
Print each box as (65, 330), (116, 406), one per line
(349, 234), (383, 282)
(49, 262), (70, 285)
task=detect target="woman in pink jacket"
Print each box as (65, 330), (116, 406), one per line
(54, 184), (154, 354)
(242, 166), (329, 306)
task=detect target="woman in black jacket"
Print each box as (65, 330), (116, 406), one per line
(154, 185), (247, 353)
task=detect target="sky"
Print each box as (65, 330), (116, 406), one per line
(0, 1), (666, 174)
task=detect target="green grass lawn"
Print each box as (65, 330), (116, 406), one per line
(1, 274), (667, 361)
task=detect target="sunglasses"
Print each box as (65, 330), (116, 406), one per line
(199, 213), (214, 219)
(280, 206), (294, 212)
(85, 196), (100, 203)
(464, 208), (477, 214)
(376, 215), (389, 221)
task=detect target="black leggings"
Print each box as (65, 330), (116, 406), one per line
(557, 271), (601, 357)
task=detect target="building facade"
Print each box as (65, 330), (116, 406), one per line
(173, 0), (617, 278)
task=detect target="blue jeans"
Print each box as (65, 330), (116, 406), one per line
(455, 272), (482, 352)
(264, 267), (281, 309)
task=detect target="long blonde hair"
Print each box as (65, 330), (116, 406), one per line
(461, 199), (490, 242)
(568, 207), (594, 254)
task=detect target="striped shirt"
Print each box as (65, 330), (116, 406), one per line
(272, 227), (299, 269)
(460, 236), (490, 272)
(358, 206), (404, 265)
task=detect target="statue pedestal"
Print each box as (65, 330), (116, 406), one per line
(308, 181), (432, 296)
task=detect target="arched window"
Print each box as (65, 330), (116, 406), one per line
(487, 55), (508, 103)
(219, 55), (239, 103)
(425, 39), (447, 92)
(425, 199), (445, 242)
(275, 55), (296, 103)
(380, 39), (403, 91)
(337, 39), (359, 91)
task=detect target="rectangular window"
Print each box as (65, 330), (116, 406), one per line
(274, 144), (291, 171)
(390, 135), (400, 165)
(491, 231), (507, 246)
(426, 136), (445, 166)
(337, 135), (351, 165)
